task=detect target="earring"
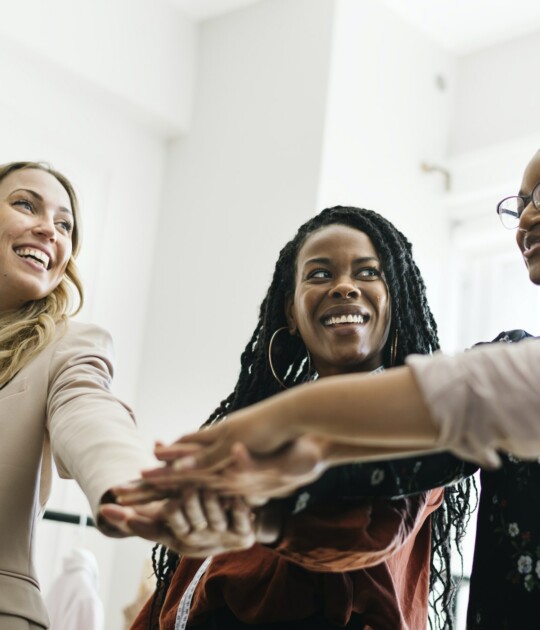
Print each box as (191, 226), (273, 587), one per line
(391, 328), (399, 367)
(268, 326), (312, 389)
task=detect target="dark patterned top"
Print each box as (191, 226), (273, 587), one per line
(466, 329), (540, 630)
(281, 451), (477, 515)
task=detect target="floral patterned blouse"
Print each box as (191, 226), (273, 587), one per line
(284, 329), (540, 628)
(466, 329), (540, 629)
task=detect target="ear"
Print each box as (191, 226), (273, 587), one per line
(285, 295), (298, 336)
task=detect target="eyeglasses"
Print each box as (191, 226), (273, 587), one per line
(496, 181), (540, 229)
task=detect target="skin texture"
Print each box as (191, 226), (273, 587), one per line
(0, 169), (73, 312)
(516, 151), (540, 286)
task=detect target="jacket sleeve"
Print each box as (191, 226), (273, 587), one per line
(46, 321), (155, 522)
(269, 488), (443, 572)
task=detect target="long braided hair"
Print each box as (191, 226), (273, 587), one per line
(150, 206), (473, 629)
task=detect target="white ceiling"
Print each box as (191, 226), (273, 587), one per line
(379, 0), (540, 54)
(165, 0), (262, 22)
(165, 0), (540, 55)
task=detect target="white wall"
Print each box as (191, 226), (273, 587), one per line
(317, 0), (456, 342)
(0, 0), (197, 135)
(450, 29), (540, 155)
(442, 138), (540, 354)
(136, 0), (336, 441)
(443, 30), (540, 350)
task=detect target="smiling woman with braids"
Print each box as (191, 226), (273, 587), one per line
(124, 206), (475, 630)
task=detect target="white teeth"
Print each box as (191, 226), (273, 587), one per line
(323, 314), (364, 326)
(15, 247), (50, 269)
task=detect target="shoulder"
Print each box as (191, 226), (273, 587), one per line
(474, 329), (534, 347)
(46, 319), (117, 380)
(54, 319), (114, 355)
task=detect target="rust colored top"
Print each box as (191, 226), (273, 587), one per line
(133, 489), (443, 629)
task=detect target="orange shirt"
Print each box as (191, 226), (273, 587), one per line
(133, 489), (444, 630)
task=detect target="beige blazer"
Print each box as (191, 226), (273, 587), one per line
(0, 320), (155, 627)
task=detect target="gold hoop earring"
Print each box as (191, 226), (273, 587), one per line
(391, 329), (399, 367)
(268, 326), (312, 389)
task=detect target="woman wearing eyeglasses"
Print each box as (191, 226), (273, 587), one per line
(131, 150), (540, 629)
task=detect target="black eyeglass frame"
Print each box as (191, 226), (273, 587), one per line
(496, 181), (540, 229)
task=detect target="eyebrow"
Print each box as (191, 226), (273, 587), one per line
(11, 188), (73, 215)
(303, 256), (380, 265)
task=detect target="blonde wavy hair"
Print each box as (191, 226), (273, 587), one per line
(0, 161), (84, 386)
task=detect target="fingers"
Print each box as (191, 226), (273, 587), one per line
(160, 490), (230, 536)
(172, 426), (224, 446)
(158, 494), (255, 556)
(113, 483), (167, 506)
(114, 434), (326, 512)
(98, 503), (137, 536)
(164, 504), (191, 538)
(155, 430), (234, 473)
(153, 442), (202, 463)
(101, 494), (257, 557)
(119, 513), (184, 551)
(182, 488), (209, 532)
(229, 498), (254, 536)
(202, 491), (228, 533)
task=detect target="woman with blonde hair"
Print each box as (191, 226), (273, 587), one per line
(0, 161), (155, 629)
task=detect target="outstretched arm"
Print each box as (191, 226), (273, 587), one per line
(115, 339), (540, 506)
(115, 367), (436, 505)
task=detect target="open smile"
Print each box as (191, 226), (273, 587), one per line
(320, 304), (370, 327)
(323, 313), (365, 326)
(14, 246), (51, 270)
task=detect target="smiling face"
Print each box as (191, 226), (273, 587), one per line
(516, 151), (540, 285)
(0, 168), (74, 313)
(286, 224), (391, 377)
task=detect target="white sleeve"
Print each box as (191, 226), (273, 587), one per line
(406, 339), (540, 468)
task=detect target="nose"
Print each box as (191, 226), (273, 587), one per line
(32, 216), (57, 241)
(330, 276), (360, 299)
(518, 200), (540, 232)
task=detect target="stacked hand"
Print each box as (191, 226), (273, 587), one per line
(99, 487), (258, 556)
(99, 415), (333, 556)
(113, 415), (329, 505)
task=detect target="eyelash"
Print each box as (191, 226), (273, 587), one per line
(13, 199), (33, 212)
(307, 268), (381, 280)
(13, 199), (73, 234)
(57, 220), (73, 233)
(308, 269), (330, 279)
